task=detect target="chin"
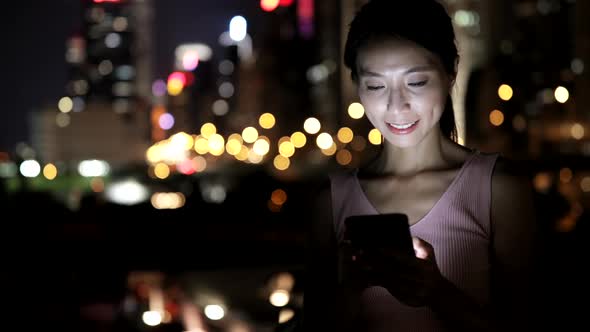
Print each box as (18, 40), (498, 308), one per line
(384, 137), (420, 149)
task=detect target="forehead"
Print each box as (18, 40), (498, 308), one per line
(356, 37), (441, 73)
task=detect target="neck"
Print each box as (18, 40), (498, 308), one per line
(371, 128), (454, 177)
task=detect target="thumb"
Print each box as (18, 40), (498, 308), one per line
(412, 237), (435, 260)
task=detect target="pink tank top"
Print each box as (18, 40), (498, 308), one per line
(329, 151), (499, 332)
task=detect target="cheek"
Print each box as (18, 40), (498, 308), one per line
(360, 98), (384, 122)
(415, 91), (446, 117)
(358, 90), (375, 106)
(359, 90), (388, 108)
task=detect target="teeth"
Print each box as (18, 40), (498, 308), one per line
(390, 121), (416, 129)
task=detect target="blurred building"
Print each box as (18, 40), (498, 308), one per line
(30, 102), (149, 167)
(30, 0), (154, 168)
(67, 0), (154, 107)
(151, 0), (348, 176)
(464, 0), (589, 160)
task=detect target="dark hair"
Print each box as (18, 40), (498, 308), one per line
(343, 0), (458, 141)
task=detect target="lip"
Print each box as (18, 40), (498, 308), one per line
(386, 120), (419, 135)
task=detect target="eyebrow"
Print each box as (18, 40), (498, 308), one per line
(358, 65), (435, 77)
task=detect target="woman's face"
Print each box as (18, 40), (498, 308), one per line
(355, 37), (451, 149)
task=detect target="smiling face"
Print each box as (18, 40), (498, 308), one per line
(356, 37), (451, 149)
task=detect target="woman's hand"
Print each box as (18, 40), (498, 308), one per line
(354, 237), (445, 307)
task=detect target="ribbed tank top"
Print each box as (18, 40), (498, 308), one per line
(329, 151), (499, 332)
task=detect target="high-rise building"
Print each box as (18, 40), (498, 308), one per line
(66, 0), (153, 110)
(31, 0), (154, 168)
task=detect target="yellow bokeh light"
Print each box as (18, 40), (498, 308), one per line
(498, 84), (513, 101)
(271, 189), (287, 205)
(200, 122), (217, 139)
(559, 168), (573, 183)
(58, 97), (73, 113)
(316, 133), (334, 150)
(228, 133), (243, 144)
(337, 127), (354, 144)
(273, 155), (290, 170)
(208, 133), (225, 156)
(236, 146), (249, 161)
(146, 145), (162, 163)
(489, 109), (504, 126)
(321, 142), (337, 156)
(154, 162), (170, 179)
(242, 126), (259, 143)
(303, 117), (321, 134)
(279, 141), (295, 158)
(348, 102), (365, 119)
(368, 128), (382, 145)
(580, 177), (590, 192)
(279, 308), (295, 324)
(226, 138), (243, 155)
(259, 113), (276, 129)
(278, 136), (291, 146)
(571, 123), (585, 140)
(253, 138), (270, 155)
(210, 148), (224, 157)
(259, 135), (271, 144)
(167, 79), (184, 96)
(336, 149), (352, 166)
(43, 163), (57, 180)
(555, 86), (569, 104)
(248, 149), (263, 163)
(151, 192), (186, 210)
(261, 0), (280, 12)
(170, 132), (194, 150)
(533, 172), (552, 192)
(194, 136), (209, 154)
(290, 131), (306, 148)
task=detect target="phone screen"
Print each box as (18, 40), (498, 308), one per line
(344, 213), (414, 255)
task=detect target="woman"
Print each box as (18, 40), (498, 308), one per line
(302, 0), (538, 331)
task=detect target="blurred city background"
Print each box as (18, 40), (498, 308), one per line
(2, 0), (589, 331)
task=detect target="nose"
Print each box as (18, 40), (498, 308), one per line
(387, 87), (409, 113)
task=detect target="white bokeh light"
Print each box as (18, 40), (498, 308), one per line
(229, 16), (247, 42)
(204, 304), (225, 320)
(19, 160), (41, 178)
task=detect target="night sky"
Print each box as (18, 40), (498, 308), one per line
(2, 0), (267, 152)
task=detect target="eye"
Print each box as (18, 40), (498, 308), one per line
(367, 85), (384, 91)
(408, 81), (427, 87)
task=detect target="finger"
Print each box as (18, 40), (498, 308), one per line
(412, 237), (435, 260)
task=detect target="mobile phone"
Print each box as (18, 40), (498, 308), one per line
(344, 213), (414, 255)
